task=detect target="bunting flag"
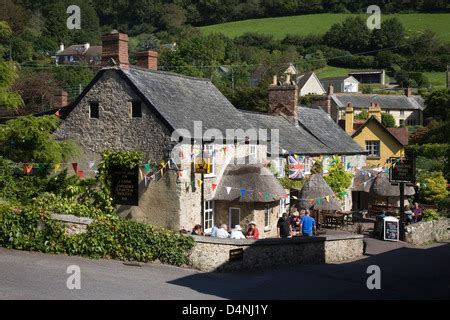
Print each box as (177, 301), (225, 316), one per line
(144, 163), (151, 173)
(224, 146), (228, 154)
(160, 160), (165, 167)
(240, 188), (246, 198)
(265, 192), (269, 200)
(197, 179), (203, 187)
(317, 198), (322, 205)
(258, 192), (262, 199)
(23, 163), (33, 175)
(37, 163), (46, 173)
(77, 170), (84, 178)
(325, 196), (330, 202)
(309, 198), (314, 205)
(281, 149), (287, 155)
(54, 110), (60, 117)
(53, 163), (60, 173)
(292, 195), (298, 200)
(72, 163), (78, 173)
(177, 170), (183, 177)
(212, 183), (217, 191)
(226, 186), (232, 195)
(347, 162), (351, 170)
(288, 153), (304, 180)
(88, 160), (95, 169)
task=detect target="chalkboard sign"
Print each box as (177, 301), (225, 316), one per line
(383, 217), (399, 241)
(111, 165), (139, 206)
(390, 157), (415, 183)
(229, 248), (244, 261)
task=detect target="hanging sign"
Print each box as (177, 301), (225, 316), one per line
(111, 165), (139, 206)
(194, 157), (211, 174)
(389, 157), (415, 183)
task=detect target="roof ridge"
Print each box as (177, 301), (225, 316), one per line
(127, 65), (211, 82)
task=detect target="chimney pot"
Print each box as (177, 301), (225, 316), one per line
(136, 50), (158, 70)
(52, 90), (68, 108)
(405, 87), (413, 97)
(272, 75), (277, 86)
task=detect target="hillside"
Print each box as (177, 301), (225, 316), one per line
(201, 13), (450, 43)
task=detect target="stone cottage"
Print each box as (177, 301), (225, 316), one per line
(55, 31), (286, 237)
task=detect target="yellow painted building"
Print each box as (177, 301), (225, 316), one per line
(344, 103), (408, 167)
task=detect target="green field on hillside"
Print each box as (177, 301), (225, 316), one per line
(201, 13), (450, 43)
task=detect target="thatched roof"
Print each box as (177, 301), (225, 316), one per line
(371, 172), (415, 196)
(212, 163), (285, 203)
(352, 168), (378, 192)
(298, 174), (342, 211)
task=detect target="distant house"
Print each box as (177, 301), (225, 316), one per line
(55, 43), (102, 65)
(310, 85), (425, 126)
(320, 76), (359, 93)
(296, 71), (326, 96)
(348, 70), (385, 85)
(342, 103), (408, 167)
(249, 63), (298, 87)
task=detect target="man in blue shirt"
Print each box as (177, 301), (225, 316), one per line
(300, 210), (316, 237)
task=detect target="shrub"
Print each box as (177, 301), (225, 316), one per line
(422, 209), (439, 221)
(421, 172), (449, 204)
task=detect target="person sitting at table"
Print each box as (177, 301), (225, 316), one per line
(216, 224), (230, 238)
(300, 210), (316, 237)
(404, 205), (414, 225)
(191, 224), (203, 235)
(246, 221), (259, 239)
(230, 225), (246, 239)
(411, 202), (423, 222)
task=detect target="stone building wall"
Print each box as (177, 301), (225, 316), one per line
(190, 233), (364, 272)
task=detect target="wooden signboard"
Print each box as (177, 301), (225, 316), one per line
(389, 157), (415, 183)
(383, 216), (399, 241)
(229, 248), (244, 261)
(111, 165), (139, 206)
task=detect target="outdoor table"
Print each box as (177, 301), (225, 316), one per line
(341, 211), (354, 226)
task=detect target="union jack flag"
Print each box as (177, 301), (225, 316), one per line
(288, 154), (304, 180)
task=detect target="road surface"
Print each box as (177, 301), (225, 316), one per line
(1, 239), (449, 299)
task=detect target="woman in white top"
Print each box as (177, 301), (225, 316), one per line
(230, 225), (246, 239)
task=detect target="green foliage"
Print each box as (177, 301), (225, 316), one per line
(0, 115), (78, 164)
(0, 204), (194, 265)
(422, 209), (439, 221)
(381, 113), (396, 128)
(355, 110), (369, 120)
(421, 172), (449, 204)
(323, 157), (353, 200)
(423, 89), (450, 122)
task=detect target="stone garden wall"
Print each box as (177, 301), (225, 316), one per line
(190, 234), (364, 272)
(405, 218), (449, 246)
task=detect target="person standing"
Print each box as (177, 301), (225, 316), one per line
(277, 212), (291, 238)
(300, 210), (316, 237)
(246, 221), (259, 239)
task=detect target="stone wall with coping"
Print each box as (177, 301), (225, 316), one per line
(51, 214), (94, 236)
(405, 218), (449, 246)
(190, 233), (364, 272)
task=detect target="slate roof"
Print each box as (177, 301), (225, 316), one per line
(242, 110), (331, 155)
(349, 69), (384, 74)
(124, 66), (255, 137)
(57, 44), (102, 57)
(297, 106), (365, 154)
(296, 72), (314, 89)
(332, 93), (425, 110)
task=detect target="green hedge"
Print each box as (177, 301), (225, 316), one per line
(0, 204), (194, 266)
(406, 143), (449, 159)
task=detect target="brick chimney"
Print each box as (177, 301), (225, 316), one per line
(52, 90), (68, 108)
(101, 30), (129, 69)
(368, 102), (382, 122)
(268, 79), (298, 123)
(136, 50), (158, 70)
(344, 103), (354, 134)
(404, 87), (413, 97)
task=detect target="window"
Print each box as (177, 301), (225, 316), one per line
(279, 197), (289, 216)
(323, 156), (330, 174)
(204, 201), (214, 233)
(264, 204), (272, 229)
(365, 140), (380, 158)
(304, 157), (311, 174)
(274, 158), (284, 178)
(228, 208), (240, 229)
(249, 144), (257, 163)
(89, 102), (99, 118)
(131, 101), (142, 118)
(204, 144), (215, 176)
(400, 110), (405, 116)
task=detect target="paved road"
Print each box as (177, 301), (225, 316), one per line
(1, 239), (449, 300)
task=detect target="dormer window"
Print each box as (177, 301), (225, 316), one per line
(131, 101), (142, 118)
(89, 102), (99, 118)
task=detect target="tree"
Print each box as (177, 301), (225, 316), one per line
(421, 172), (449, 204)
(323, 17), (371, 53)
(370, 18), (405, 50)
(0, 21), (23, 111)
(381, 113), (396, 128)
(423, 89), (450, 121)
(355, 110), (369, 120)
(323, 156), (353, 200)
(0, 115), (78, 164)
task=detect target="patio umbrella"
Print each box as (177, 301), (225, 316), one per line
(298, 174), (342, 215)
(352, 168), (377, 192)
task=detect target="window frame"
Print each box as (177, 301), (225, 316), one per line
(249, 144), (258, 163)
(275, 157), (285, 178)
(264, 204), (271, 230)
(203, 200), (214, 233)
(228, 207), (240, 229)
(131, 100), (142, 118)
(89, 102), (99, 119)
(365, 140), (380, 158)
